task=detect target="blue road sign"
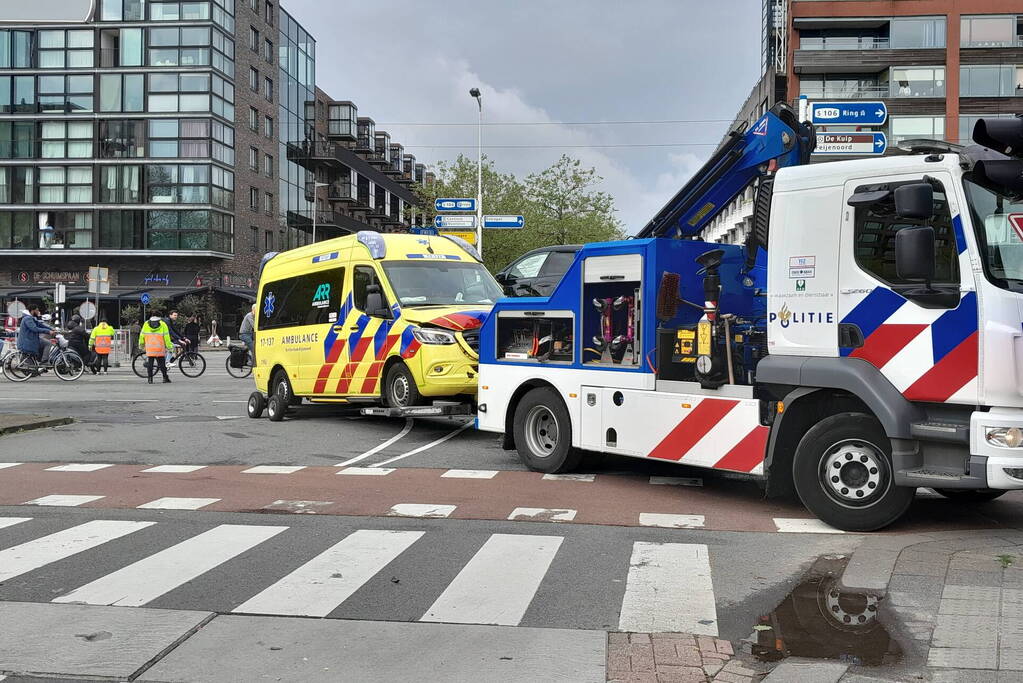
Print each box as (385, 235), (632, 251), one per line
(810, 101), (887, 126)
(410, 226), (439, 236)
(813, 132), (887, 156)
(140, 292), (150, 305)
(482, 215), (525, 229)
(435, 198), (476, 212)
(434, 215), (476, 229)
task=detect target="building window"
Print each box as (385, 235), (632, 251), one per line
(248, 146), (258, 171)
(100, 0), (145, 21)
(0, 121), (34, 159)
(211, 165), (234, 209)
(211, 28), (235, 78)
(212, 119), (234, 165)
(328, 102), (358, 137)
(147, 164), (210, 204)
(38, 167), (92, 204)
(41, 121), (93, 159)
(0, 211), (33, 249)
(264, 153), (273, 177)
(99, 120), (145, 158)
(249, 66), (259, 91)
(147, 72), (211, 113)
(99, 73), (144, 113)
(250, 0), (259, 11)
(961, 65), (1016, 97)
(249, 186), (258, 210)
(150, 1), (212, 21)
(147, 209), (232, 251)
(248, 106), (259, 131)
(99, 165), (141, 203)
(148, 118), (211, 158)
(38, 30), (94, 69)
(889, 116), (945, 145)
(0, 75), (36, 113)
(264, 76), (273, 101)
(961, 15), (1021, 48)
(265, 2), (273, 24)
(148, 26), (211, 67)
(889, 16), (946, 49)
(800, 74), (882, 100)
(0, 30), (33, 69)
(264, 230), (272, 252)
(264, 192), (273, 214)
(0, 167), (35, 203)
(264, 37), (273, 63)
(890, 67), (945, 98)
(98, 210), (143, 249)
(264, 115), (273, 138)
(249, 26), (259, 51)
(39, 75), (94, 114)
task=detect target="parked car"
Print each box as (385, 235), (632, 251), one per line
(495, 245), (580, 297)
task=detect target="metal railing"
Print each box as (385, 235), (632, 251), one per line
(799, 36), (890, 50)
(962, 35), (1023, 48)
(799, 85), (889, 99)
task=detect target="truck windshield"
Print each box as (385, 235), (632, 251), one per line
(383, 261), (504, 306)
(964, 176), (1023, 293)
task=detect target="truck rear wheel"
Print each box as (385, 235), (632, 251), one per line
(513, 387), (582, 473)
(793, 413), (914, 532)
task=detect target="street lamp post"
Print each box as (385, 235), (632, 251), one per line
(469, 87), (483, 257)
(311, 181), (328, 242)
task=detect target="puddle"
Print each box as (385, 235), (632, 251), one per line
(751, 558), (902, 668)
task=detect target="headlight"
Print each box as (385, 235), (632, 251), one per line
(986, 426), (1023, 449)
(412, 327), (456, 345)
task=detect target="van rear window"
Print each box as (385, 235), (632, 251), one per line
(259, 267), (345, 330)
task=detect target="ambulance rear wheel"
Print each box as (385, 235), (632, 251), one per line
(793, 413), (914, 532)
(247, 391), (265, 418)
(513, 387), (582, 473)
(384, 363), (422, 408)
(266, 394), (285, 422)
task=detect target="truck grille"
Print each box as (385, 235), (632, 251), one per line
(460, 329), (480, 354)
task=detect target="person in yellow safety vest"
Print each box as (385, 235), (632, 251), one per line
(89, 318), (115, 375)
(138, 312), (173, 384)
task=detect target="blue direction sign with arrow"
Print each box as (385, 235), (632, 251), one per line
(810, 101), (887, 126)
(140, 292), (150, 305)
(482, 215), (525, 229)
(435, 198), (476, 212)
(813, 132), (887, 156)
(410, 226), (439, 236)
(434, 215), (476, 229)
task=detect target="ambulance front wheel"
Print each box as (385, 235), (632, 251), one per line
(513, 387), (583, 473)
(266, 394), (285, 422)
(384, 363), (422, 408)
(793, 412), (914, 532)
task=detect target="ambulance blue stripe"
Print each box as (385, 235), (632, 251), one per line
(399, 326), (416, 355)
(839, 287), (906, 357)
(322, 293), (353, 357)
(953, 215), (967, 255)
(930, 291), (977, 363)
(348, 314), (370, 352)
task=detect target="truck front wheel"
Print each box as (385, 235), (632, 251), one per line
(793, 413), (914, 532)
(513, 387), (582, 473)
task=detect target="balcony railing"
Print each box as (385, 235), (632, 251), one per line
(800, 85), (889, 99)
(962, 35), (1023, 48)
(328, 182), (355, 201)
(799, 36), (890, 50)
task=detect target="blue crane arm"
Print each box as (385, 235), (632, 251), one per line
(637, 104), (815, 239)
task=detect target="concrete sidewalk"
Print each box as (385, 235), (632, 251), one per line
(0, 414), (72, 436)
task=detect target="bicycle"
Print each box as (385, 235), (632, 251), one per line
(226, 343), (254, 379)
(132, 346), (207, 378)
(3, 338), (84, 382)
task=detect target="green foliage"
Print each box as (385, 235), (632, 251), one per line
(415, 154), (624, 273)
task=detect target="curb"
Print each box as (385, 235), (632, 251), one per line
(0, 416), (73, 437)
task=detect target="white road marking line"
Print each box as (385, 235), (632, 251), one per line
(370, 421), (474, 468)
(0, 520), (155, 582)
(638, 513), (706, 529)
(619, 542), (718, 635)
(0, 518), (31, 530)
(388, 503), (456, 518)
(233, 529), (424, 617)
(212, 400), (247, 403)
(141, 465), (207, 473)
(45, 464), (114, 472)
(649, 476), (703, 487)
(508, 507), (577, 522)
(154, 416), (177, 420)
(337, 467), (395, 476)
(241, 465), (306, 475)
(422, 534), (563, 626)
(335, 418), (414, 467)
(773, 518), (846, 534)
(442, 469), (498, 479)
(0, 463), (22, 469)
(23, 494), (105, 507)
(137, 497), (221, 510)
(262, 500), (333, 514)
(541, 473), (595, 482)
(0, 398), (51, 401)
(53, 524), (286, 607)
(216, 416), (243, 421)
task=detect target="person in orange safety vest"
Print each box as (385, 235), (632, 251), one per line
(138, 313), (173, 384)
(89, 318), (115, 375)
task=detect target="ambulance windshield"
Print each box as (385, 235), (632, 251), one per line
(964, 176), (1023, 292)
(383, 261), (503, 306)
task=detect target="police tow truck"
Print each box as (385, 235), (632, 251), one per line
(476, 105), (1023, 531)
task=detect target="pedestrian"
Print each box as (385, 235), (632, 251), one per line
(139, 311), (173, 384)
(239, 304), (255, 361)
(66, 314), (92, 373)
(89, 318), (115, 374)
(184, 314), (201, 351)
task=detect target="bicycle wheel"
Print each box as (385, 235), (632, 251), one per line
(54, 351), (85, 381)
(178, 351), (206, 378)
(4, 352), (35, 383)
(132, 352), (148, 378)
(225, 354), (252, 379)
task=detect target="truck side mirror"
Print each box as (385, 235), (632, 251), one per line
(894, 183), (934, 220)
(895, 226), (936, 284)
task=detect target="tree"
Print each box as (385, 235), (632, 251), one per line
(414, 154), (623, 273)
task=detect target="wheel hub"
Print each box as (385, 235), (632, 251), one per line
(823, 442), (884, 503)
(392, 376), (409, 405)
(524, 406), (559, 457)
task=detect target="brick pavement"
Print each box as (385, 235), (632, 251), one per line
(607, 632), (761, 683)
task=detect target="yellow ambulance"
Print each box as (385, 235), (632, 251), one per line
(249, 231), (502, 419)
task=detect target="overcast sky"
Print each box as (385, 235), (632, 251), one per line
(284, 0), (763, 233)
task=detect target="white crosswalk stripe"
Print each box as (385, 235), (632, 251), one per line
(0, 517), (31, 531)
(618, 542), (719, 636)
(0, 520), (154, 583)
(137, 497), (221, 510)
(53, 524), (287, 607)
(421, 534), (563, 626)
(233, 529), (424, 617)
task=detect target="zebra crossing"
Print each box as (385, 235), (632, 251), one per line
(0, 514), (722, 635)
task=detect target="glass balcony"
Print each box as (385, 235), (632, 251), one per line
(356, 117), (375, 151)
(799, 36), (890, 50)
(799, 84), (888, 99)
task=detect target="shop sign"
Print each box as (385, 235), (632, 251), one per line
(223, 274), (255, 289)
(12, 270), (86, 284)
(119, 271), (199, 287)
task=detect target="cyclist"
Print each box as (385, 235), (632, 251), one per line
(16, 307), (53, 372)
(239, 304), (256, 363)
(164, 309), (188, 367)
